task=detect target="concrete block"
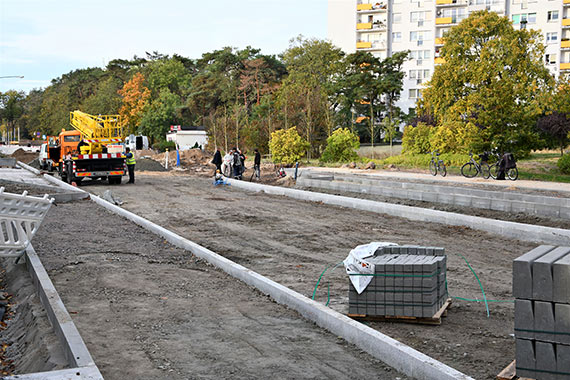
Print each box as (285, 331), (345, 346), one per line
(560, 207), (570, 220)
(454, 194), (472, 207)
(511, 200), (534, 215)
(513, 245), (556, 299)
(533, 247), (570, 302)
(516, 338), (536, 378)
(557, 344), (570, 376)
(514, 299), (534, 340)
(553, 251), (570, 304)
(555, 303), (570, 345)
(535, 204), (561, 219)
(535, 341), (557, 380)
(490, 199), (510, 212)
(535, 301), (555, 343)
(471, 197), (491, 209)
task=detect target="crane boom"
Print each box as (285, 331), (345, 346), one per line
(69, 111), (125, 143)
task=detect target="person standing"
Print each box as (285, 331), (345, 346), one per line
(232, 148), (242, 179)
(212, 149), (222, 175)
(125, 147), (136, 184)
(253, 148), (261, 180)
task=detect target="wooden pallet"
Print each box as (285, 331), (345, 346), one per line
(496, 360), (534, 380)
(348, 298), (451, 325)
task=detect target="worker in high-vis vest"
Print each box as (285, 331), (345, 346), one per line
(125, 147), (136, 184)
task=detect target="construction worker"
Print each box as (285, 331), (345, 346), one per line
(253, 148), (261, 180)
(125, 147), (136, 184)
(211, 149), (222, 175)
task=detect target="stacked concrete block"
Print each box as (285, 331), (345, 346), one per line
(348, 246), (448, 318)
(513, 245), (570, 379)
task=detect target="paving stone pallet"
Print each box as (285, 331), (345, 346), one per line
(513, 245), (570, 379)
(348, 246), (448, 319)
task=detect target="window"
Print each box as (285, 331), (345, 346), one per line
(545, 54), (557, 65)
(546, 32), (558, 43)
(410, 31), (432, 41)
(410, 11), (427, 22)
(64, 135), (81, 142)
(409, 70), (431, 79)
(548, 11), (559, 22)
(392, 32), (402, 42)
(409, 89), (422, 99)
(393, 13), (401, 24)
(512, 13), (536, 24)
(410, 50), (431, 59)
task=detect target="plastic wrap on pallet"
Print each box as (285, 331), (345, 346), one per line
(344, 242), (398, 294)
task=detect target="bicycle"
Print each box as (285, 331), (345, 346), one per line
(461, 151), (490, 179)
(488, 150), (518, 180)
(429, 150), (447, 177)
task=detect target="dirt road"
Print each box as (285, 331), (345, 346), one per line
(28, 196), (406, 380)
(82, 172), (538, 379)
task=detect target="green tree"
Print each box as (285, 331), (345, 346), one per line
(419, 10), (553, 155)
(320, 128), (360, 163)
(269, 127), (309, 164)
(139, 88), (182, 142)
(0, 90), (25, 140)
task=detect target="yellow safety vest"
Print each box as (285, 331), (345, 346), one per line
(126, 153), (136, 165)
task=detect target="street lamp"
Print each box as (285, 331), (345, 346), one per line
(0, 76), (24, 79)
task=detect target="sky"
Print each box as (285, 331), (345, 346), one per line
(0, 0), (328, 93)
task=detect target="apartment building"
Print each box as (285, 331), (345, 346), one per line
(328, 0), (570, 113)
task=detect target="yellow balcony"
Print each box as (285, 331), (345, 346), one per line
(563, 19), (570, 26)
(356, 41), (372, 49)
(436, 0), (452, 4)
(435, 37), (445, 45)
(436, 17), (453, 25)
(561, 63), (570, 70)
(564, 0), (570, 4)
(357, 3), (373, 10)
(357, 22), (372, 30)
(435, 57), (446, 64)
(562, 40), (570, 48)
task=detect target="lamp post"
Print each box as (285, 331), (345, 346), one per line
(0, 76), (24, 79)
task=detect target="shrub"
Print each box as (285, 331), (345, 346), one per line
(152, 140), (177, 152)
(269, 127), (310, 164)
(429, 121), (483, 154)
(402, 123), (433, 154)
(320, 128), (360, 163)
(558, 153), (570, 174)
(381, 152), (471, 168)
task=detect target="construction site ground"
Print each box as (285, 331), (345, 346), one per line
(74, 171), (541, 380)
(0, 181), (408, 380)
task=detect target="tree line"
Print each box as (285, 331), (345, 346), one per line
(0, 36), (407, 157)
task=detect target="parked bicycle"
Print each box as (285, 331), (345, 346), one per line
(429, 150), (446, 177)
(488, 150), (518, 180)
(461, 151), (490, 179)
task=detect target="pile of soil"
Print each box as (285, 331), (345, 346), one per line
(9, 149), (37, 164)
(136, 158), (167, 172)
(150, 149), (214, 175)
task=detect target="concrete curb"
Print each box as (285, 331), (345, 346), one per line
(89, 192), (472, 380)
(226, 178), (570, 245)
(16, 161), (42, 175)
(6, 245), (103, 380)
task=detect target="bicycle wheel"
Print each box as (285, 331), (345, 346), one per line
(439, 162), (447, 177)
(429, 161), (437, 176)
(507, 167), (518, 181)
(461, 162), (478, 178)
(480, 163), (491, 179)
(489, 163), (499, 179)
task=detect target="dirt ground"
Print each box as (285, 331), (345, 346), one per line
(20, 193), (408, 380)
(78, 172), (540, 379)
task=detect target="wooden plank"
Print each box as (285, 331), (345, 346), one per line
(348, 299), (452, 326)
(496, 360), (516, 380)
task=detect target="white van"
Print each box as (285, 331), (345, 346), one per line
(124, 135), (149, 151)
(38, 143), (55, 171)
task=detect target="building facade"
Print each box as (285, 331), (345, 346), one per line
(328, 0), (570, 114)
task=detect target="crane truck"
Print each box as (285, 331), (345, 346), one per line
(46, 111), (127, 185)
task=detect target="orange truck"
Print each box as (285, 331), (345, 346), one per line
(46, 111), (126, 185)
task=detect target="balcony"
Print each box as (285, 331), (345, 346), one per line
(435, 37), (445, 45)
(562, 40), (570, 49)
(564, 0), (570, 5)
(357, 22), (372, 30)
(356, 42), (372, 49)
(435, 57), (446, 64)
(436, 0), (467, 6)
(563, 19), (570, 27)
(436, 17), (453, 25)
(561, 63), (570, 70)
(357, 3), (373, 10)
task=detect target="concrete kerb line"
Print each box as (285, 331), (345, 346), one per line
(18, 163), (473, 379)
(226, 178), (570, 246)
(2, 245), (104, 380)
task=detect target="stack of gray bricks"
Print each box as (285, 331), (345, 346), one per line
(348, 245), (448, 318)
(513, 245), (570, 379)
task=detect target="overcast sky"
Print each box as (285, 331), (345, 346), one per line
(0, 0), (328, 93)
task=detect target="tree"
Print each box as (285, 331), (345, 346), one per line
(537, 112), (570, 156)
(0, 91), (26, 141)
(269, 127), (310, 164)
(118, 72), (151, 134)
(418, 10), (553, 155)
(320, 128), (360, 162)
